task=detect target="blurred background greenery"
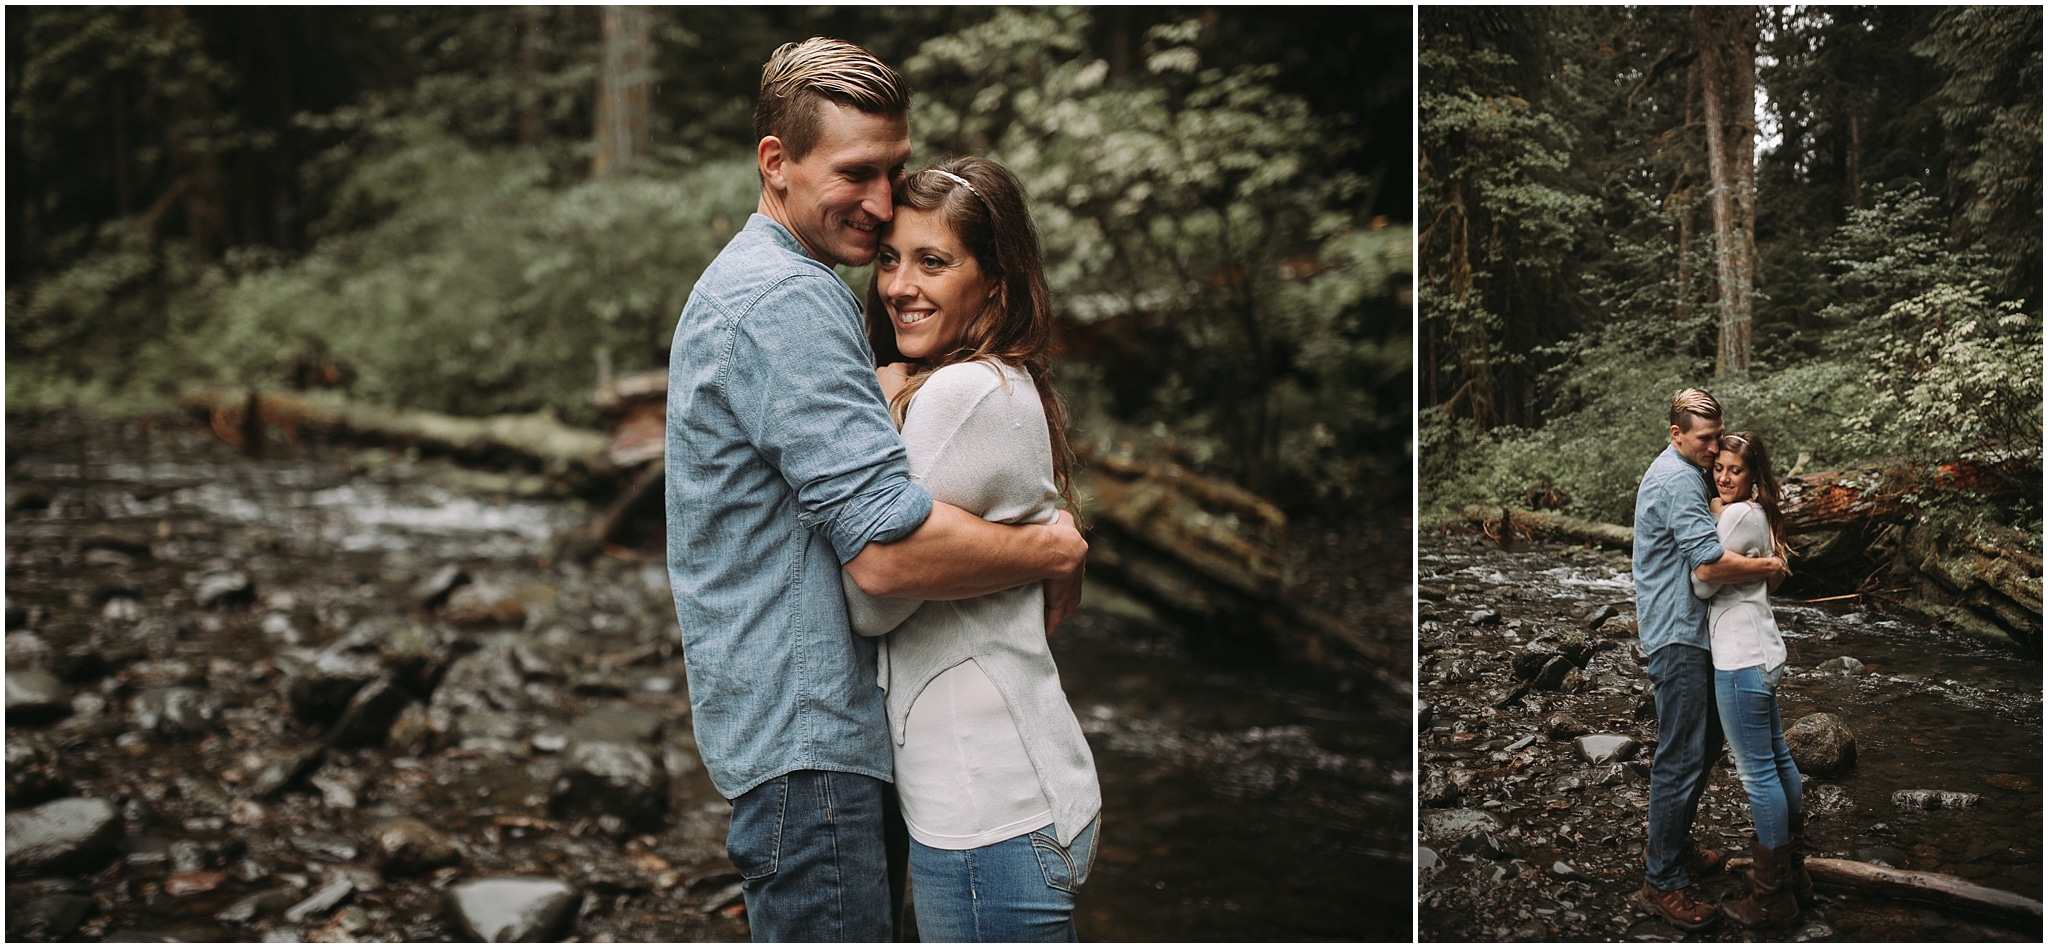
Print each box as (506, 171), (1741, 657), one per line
(1420, 7), (2040, 539)
(5, 6), (1411, 512)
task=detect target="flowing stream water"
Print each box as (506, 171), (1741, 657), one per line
(4, 411), (1408, 941)
(1417, 531), (2042, 942)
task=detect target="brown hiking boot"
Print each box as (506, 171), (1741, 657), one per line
(1723, 840), (1800, 928)
(1788, 817), (1816, 906)
(1638, 881), (1719, 931)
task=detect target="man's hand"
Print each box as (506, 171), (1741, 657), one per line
(876, 362), (913, 402)
(1043, 517), (1086, 635)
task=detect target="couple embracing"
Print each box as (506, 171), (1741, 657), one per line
(1634, 388), (1812, 930)
(665, 38), (1100, 942)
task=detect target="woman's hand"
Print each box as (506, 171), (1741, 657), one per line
(876, 362), (913, 401)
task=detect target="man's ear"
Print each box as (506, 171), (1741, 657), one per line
(758, 136), (788, 192)
(1668, 424), (1682, 444)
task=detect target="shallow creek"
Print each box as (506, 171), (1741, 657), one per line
(1417, 531), (2041, 942)
(4, 411), (1407, 941)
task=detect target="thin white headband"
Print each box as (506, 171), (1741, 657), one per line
(924, 168), (978, 195)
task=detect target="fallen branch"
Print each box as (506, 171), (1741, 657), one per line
(1724, 856), (2041, 926)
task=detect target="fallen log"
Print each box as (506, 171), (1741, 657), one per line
(1779, 452), (2038, 533)
(1724, 855), (2041, 926)
(1889, 520), (2043, 649)
(180, 386), (612, 476)
(1459, 506), (1634, 550)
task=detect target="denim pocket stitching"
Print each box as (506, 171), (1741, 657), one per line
(731, 777), (787, 880)
(1028, 831), (1078, 894)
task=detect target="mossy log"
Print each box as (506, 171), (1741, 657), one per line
(1778, 452), (2037, 533)
(180, 386), (611, 475)
(1458, 506), (1635, 550)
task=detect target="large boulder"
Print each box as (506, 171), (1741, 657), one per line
(1784, 712), (1856, 777)
(549, 740), (669, 832)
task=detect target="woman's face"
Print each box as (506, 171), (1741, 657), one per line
(877, 205), (988, 361)
(1713, 449), (1753, 505)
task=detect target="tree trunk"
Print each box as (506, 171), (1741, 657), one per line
(592, 5), (652, 179)
(1460, 506), (1636, 550)
(151, 6), (228, 261)
(519, 6), (545, 146)
(1695, 5), (1756, 377)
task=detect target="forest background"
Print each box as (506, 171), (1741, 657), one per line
(1420, 6), (2042, 625)
(6, 5), (1412, 515)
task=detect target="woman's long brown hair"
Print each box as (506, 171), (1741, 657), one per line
(863, 156), (1081, 524)
(1719, 430), (1789, 562)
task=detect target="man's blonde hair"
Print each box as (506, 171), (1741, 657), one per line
(754, 37), (910, 162)
(1669, 387), (1723, 431)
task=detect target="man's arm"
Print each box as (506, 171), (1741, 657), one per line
(1694, 549), (1785, 585)
(844, 502), (1086, 602)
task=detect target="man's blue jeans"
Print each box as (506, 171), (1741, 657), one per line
(726, 770), (893, 942)
(1645, 643), (1724, 891)
(908, 819), (1099, 942)
(1714, 664), (1802, 850)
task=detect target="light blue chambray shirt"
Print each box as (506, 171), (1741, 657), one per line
(665, 214), (933, 799)
(1631, 444), (1725, 656)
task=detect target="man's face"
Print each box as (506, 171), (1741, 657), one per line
(1670, 417), (1724, 469)
(763, 101), (910, 268)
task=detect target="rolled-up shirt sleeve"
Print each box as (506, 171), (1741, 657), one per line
(1670, 479), (1726, 572)
(723, 272), (932, 563)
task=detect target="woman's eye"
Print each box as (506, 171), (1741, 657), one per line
(921, 256), (945, 269)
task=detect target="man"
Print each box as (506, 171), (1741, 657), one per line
(1632, 388), (1784, 930)
(663, 38), (1088, 942)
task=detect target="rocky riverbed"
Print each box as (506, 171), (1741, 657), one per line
(4, 408), (1408, 941)
(1417, 530), (2042, 942)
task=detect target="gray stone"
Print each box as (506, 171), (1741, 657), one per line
(5, 797), (123, 874)
(371, 817), (462, 875)
(7, 894), (94, 940)
(570, 704), (666, 746)
(283, 877), (355, 924)
(445, 877), (581, 942)
(328, 676), (415, 748)
(251, 744), (328, 798)
(1419, 808), (1517, 860)
(550, 740), (668, 831)
(1816, 656), (1865, 676)
(215, 886), (304, 925)
(289, 833), (361, 863)
(287, 651), (383, 724)
(1582, 602), (1620, 630)
(7, 732), (71, 806)
(192, 570), (255, 608)
(1543, 712), (1588, 741)
(413, 564), (471, 609)
(131, 687), (223, 737)
(1531, 656), (1573, 691)
(1594, 615), (1636, 638)
(1785, 712), (1856, 777)
(6, 669), (71, 723)
(7, 631), (54, 669)
(1891, 789), (1980, 811)
(1573, 734), (1638, 766)
(1468, 608), (1502, 626)
(444, 581), (526, 627)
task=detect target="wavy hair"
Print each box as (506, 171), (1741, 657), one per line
(863, 156), (1080, 524)
(1718, 429), (1790, 561)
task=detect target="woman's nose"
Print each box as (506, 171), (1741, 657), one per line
(885, 267), (915, 302)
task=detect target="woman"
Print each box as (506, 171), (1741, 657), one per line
(1690, 430), (1806, 927)
(842, 156), (1101, 942)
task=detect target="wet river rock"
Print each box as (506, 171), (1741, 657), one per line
(6, 732), (72, 806)
(1573, 734), (1638, 766)
(130, 686), (223, 737)
(1785, 711), (1857, 776)
(1891, 789), (1982, 811)
(7, 892), (95, 940)
(550, 739), (669, 831)
(6, 668), (71, 724)
(370, 817), (463, 875)
(446, 877), (582, 942)
(1420, 807), (1518, 860)
(5, 796), (123, 874)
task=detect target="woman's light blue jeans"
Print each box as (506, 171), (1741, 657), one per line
(1713, 664), (1803, 850)
(908, 818), (1098, 942)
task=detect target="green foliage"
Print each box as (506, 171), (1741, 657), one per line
(902, 9), (1409, 502)
(1843, 283), (2042, 460)
(179, 141), (759, 422)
